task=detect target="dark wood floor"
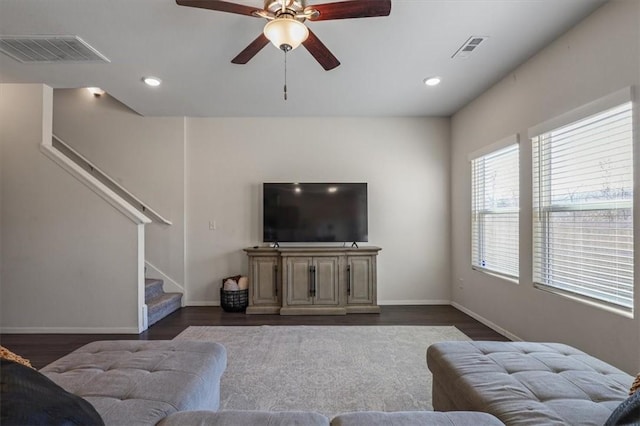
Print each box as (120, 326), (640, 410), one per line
(1, 305), (508, 369)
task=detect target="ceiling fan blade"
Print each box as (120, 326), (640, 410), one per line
(302, 29), (340, 71)
(176, 0), (259, 17)
(231, 33), (270, 64)
(307, 0), (391, 21)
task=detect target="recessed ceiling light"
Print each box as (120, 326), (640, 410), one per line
(86, 87), (105, 97)
(143, 76), (161, 87)
(423, 76), (441, 87)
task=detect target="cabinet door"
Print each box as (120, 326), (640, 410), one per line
(250, 256), (279, 305)
(286, 257), (313, 305)
(314, 257), (339, 305)
(347, 256), (373, 304)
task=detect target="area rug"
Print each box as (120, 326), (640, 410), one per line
(174, 325), (470, 416)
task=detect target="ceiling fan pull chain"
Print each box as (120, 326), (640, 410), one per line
(284, 49), (288, 101)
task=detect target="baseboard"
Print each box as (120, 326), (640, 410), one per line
(185, 301), (221, 307)
(142, 304), (149, 331)
(450, 301), (522, 342)
(188, 300), (447, 306)
(379, 299), (451, 305)
(0, 326), (141, 334)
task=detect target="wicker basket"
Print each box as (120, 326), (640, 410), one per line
(220, 275), (248, 312)
(220, 288), (248, 312)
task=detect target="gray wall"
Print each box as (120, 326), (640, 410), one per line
(450, 0), (640, 373)
(0, 84), (141, 332)
(185, 117), (451, 305)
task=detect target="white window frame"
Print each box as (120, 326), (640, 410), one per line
(469, 134), (520, 281)
(529, 87), (634, 313)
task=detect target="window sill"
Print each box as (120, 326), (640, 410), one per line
(472, 266), (519, 285)
(534, 283), (634, 319)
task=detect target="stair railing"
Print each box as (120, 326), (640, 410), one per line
(52, 135), (172, 225)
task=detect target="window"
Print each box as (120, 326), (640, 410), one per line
(531, 96), (633, 311)
(471, 138), (520, 279)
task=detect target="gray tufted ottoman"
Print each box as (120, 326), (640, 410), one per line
(40, 340), (227, 425)
(427, 341), (633, 425)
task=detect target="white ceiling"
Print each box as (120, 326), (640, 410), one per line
(0, 0), (608, 117)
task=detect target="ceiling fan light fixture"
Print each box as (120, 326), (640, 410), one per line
(263, 16), (309, 51)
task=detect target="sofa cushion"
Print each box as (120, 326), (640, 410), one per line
(331, 411), (504, 426)
(158, 410), (330, 426)
(1, 359), (104, 426)
(427, 341), (633, 426)
(40, 340), (226, 426)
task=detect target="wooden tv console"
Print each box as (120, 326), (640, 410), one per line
(243, 246), (381, 315)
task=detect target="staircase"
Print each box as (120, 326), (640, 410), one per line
(45, 135), (180, 332)
(145, 278), (182, 327)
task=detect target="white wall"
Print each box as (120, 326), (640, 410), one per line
(0, 84), (141, 332)
(52, 89), (185, 287)
(450, 0), (640, 373)
(185, 117), (451, 305)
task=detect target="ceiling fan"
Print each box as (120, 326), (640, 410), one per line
(175, 0), (392, 71)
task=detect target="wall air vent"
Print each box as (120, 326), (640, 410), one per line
(452, 36), (488, 59)
(0, 35), (110, 63)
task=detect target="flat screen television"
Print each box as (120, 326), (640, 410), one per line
(263, 183), (368, 243)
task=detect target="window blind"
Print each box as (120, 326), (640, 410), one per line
(532, 102), (633, 310)
(471, 143), (519, 279)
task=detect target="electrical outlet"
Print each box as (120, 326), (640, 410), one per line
(458, 278), (464, 290)
(209, 220), (216, 230)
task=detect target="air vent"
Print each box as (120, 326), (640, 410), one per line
(0, 35), (110, 63)
(452, 36), (488, 59)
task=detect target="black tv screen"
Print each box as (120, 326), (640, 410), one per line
(263, 183), (368, 243)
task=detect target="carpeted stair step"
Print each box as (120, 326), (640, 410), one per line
(147, 292), (182, 327)
(145, 277), (183, 327)
(145, 278), (164, 302)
